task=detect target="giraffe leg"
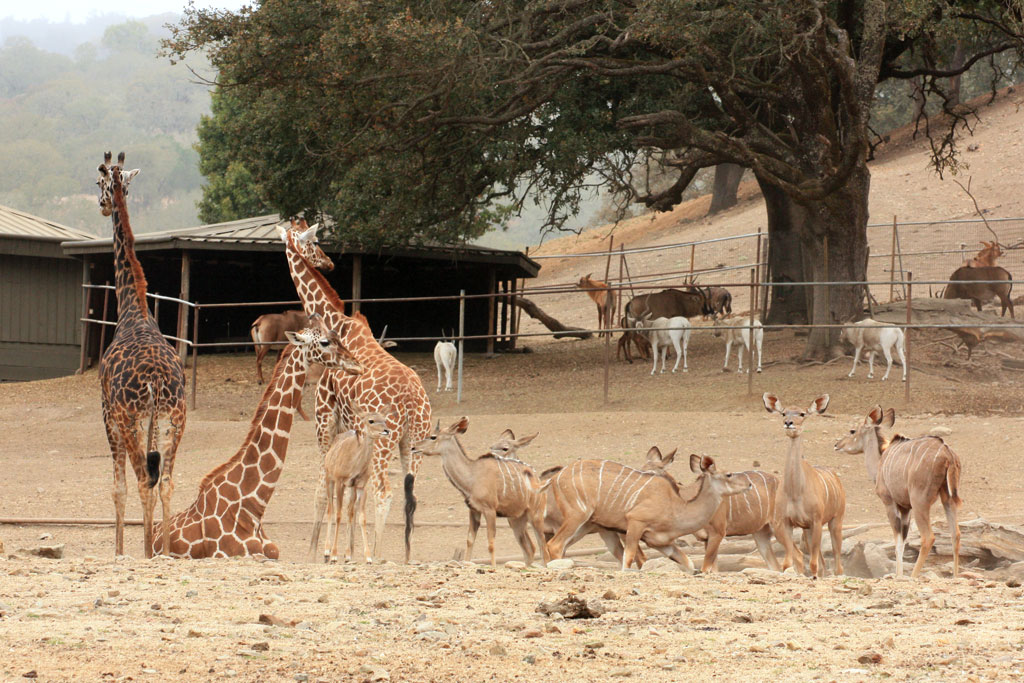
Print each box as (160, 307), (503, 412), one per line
(104, 408), (129, 557)
(371, 467), (394, 562)
(122, 422), (156, 558)
(155, 410), (184, 558)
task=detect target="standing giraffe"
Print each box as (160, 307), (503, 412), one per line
(278, 220), (432, 562)
(96, 152), (187, 558)
(152, 316), (364, 558)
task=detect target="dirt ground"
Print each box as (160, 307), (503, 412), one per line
(5, 90), (1024, 682)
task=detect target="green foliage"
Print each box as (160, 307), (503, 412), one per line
(0, 22), (211, 235)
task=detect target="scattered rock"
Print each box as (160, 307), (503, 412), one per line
(22, 672), (37, 679)
(317, 594), (329, 604)
(1006, 577), (1021, 588)
(373, 600), (391, 609)
(293, 674), (309, 682)
(544, 623), (561, 633)
(842, 542), (895, 579)
(488, 643), (507, 657)
(584, 641), (605, 650)
(523, 654), (536, 664)
(187, 629), (203, 638)
(222, 669), (238, 678)
(732, 612), (753, 623)
(536, 595), (604, 619)
(928, 426), (953, 437)
(857, 651), (883, 665)
(639, 557), (676, 573)
(251, 642), (269, 652)
(258, 614), (298, 628)
(741, 568), (781, 585)
(546, 559), (575, 571)
(523, 629), (542, 639)
(28, 544), (64, 559)
(955, 618), (974, 626)
(601, 589), (619, 600)
(505, 561), (527, 570)
(185, 590), (198, 598)
(609, 669), (632, 677)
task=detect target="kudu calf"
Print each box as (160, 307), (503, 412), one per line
(412, 418), (548, 567)
(834, 407), (962, 578)
(763, 393), (846, 577)
(616, 316), (652, 364)
(544, 453), (750, 571)
(309, 405), (395, 563)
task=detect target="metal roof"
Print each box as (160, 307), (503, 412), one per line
(0, 204), (95, 242)
(61, 213), (540, 277)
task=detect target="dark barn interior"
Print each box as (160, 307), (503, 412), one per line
(64, 216), (539, 369)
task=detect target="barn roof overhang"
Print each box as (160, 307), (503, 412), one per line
(0, 204), (95, 258)
(61, 214), (540, 279)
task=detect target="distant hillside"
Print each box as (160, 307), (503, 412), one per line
(0, 16), (210, 236)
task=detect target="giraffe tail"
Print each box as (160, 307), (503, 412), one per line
(403, 473), (417, 562)
(145, 382), (162, 488)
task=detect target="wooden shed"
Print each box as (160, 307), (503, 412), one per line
(62, 214), (540, 369)
(0, 205), (93, 380)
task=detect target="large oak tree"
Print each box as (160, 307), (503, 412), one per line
(168, 0), (1024, 357)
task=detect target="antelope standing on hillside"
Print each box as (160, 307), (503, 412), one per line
(691, 470), (780, 572)
(713, 316), (763, 373)
(412, 418), (548, 567)
(544, 453), (749, 571)
(834, 407), (962, 578)
(763, 393), (846, 577)
(577, 273), (616, 338)
(309, 405), (396, 563)
(963, 240), (1002, 268)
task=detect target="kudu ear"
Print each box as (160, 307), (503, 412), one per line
(499, 429), (515, 440)
(881, 408), (895, 429)
(450, 416), (469, 434)
(808, 394), (830, 415)
(689, 454), (702, 473)
(700, 455), (717, 473)
(867, 405), (884, 425)
(645, 446), (663, 464)
(762, 393), (784, 414)
(661, 448), (677, 466)
(515, 432), (538, 448)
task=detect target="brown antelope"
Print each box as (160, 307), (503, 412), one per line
(691, 470), (780, 572)
(251, 310), (309, 384)
(544, 453), (750, 571)
(530, 447), (675, 568)
(763, 393), (846, 577)
(412, 418), (548, 567)
(577, 273), (616, 338)
(963, 240), (1002, 268)
(834, 407), (962, 578)
(309, 405), (396, 563)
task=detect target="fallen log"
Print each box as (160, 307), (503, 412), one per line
(515, 297), (593, 339)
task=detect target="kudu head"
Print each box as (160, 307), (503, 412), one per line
(411, 416), (469, 457)
(763, 393), (830, 440)
(352, 403), (398, 441)
(834, 405), (894, 455)
(488, 429), (538, 459)
(688, 454), (751, 497)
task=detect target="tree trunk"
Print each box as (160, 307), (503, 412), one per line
(910, 77), (926, 123)
(708, 163), (743, 215)
(760, 163), (870, 359)
(948, 41), (965, 108)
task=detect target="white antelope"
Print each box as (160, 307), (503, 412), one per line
(637, 314), (692, 374)
(713, 317), (763, 373)
(834, 406), (962, 578)
(544, 454), (750, 571)
(412, 418), (548, 567)
(840, 319), (907, 381)
(434, 340), (457, 392)
(309, 405), (396, 563)
(763, 393), (846, 577)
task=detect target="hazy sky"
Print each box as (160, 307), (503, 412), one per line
(3, 0), (248, 23)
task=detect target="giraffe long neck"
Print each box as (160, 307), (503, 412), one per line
(110, 173), (149, 322)
(217, 344), (307, 522)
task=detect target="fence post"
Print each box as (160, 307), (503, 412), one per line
(603, 236), (615, 405)
(689, 243), (696, 281)
(889, 216), (897, 303)
(78, 273), (90, 374)
(457, 289), (465, 404)
(753, 227), (763, 311)
(748, 268), (756, 396)
(905, 273), (912, 405)
(759, 237), (769, 323)
(190, 304), (199, 410)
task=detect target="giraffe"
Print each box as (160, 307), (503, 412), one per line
(96, 151), (187, 558)
(278, 219), (432, 562)
(152, 315), (364, 558)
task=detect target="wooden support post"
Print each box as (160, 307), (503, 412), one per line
(823, 234), (830, 346)
(514, 247), (527, 344)
(457, 290), (465, 403)
(190, 304), (199, 409)
(500, 279), (509, 347)
(748, 268), (756, 396)
(77, 258), (90, 374)
(486, 269), (496, 356)
(603, 236), (614, 404)
(689, 243), (696, 281)
(616, 245), (625, 326)
(351, 254), (362, 314)
(760, 237), (769, 324)
(889, 216), (897, 303)
(753, 227), (763, 311)
(905, 272), (912, 405)
(509, 276), (519, 350)
(98, 283), (111, 360)
(177, 250), (191, 359)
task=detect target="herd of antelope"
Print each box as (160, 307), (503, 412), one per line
(397, 392), (962, 580)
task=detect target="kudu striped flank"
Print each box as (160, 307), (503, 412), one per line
(544, 453), (750, 571)
(763, 393), (846, 577)
(412, 418), (548, 567)
(834, 407), (962, 578)
(692, 470), (780, 572)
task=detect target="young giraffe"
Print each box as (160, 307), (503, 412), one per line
(96, 152), (186, 558)
(152, 316), (364, 558)
(278, 220), (432, 562)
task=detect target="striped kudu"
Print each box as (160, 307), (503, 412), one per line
(763, 393), (846, 577)
(834, 407), (963, 578)
(544, 453), (750, 571)
(412, 418), (548, 567)
(691, 470), (780, 572)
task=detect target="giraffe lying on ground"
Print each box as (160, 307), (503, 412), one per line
(96, 151), (186, 558)
(152, 315), (363, 559)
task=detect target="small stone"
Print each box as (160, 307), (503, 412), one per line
(142, 669), (159, 675)
(523, 629), (542, 639)
(373, 600), (391, 609)
(881, 636), (895, 649)
(251, 642), (269, 652)
(295, 621), (313, 631)
(413, 621), (438, 634)
(601, 589), (619, 600)
(222, 670), (238, 678)
(928, 426), (953, 437)
(187, 629), (203, 638)
(151, 603), (162, 611)
(293, 674), (309, 682)
(107, 590), (120, 598)
(29, 544), (64, 559)
(665, 586), (690, 598)
(489, 643), (507, 657)
(505, 561), (527, 570)
(749, 645), (767, 653)
(609, 668), (632, 677)
(39, 533), (52, 541)
(584, 641), (605, 649)
(544, 623), (561, 634)
(317, 594), (329, 604)
(752, 460), (761, 468)
(1006, 578), (1021, 588)
(857, 651), (883, 665)
(732, 612), (753, 623)
(547, 559), (575, 570)
(523, 654), (536, 664)
(185, 590), (198, 598)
